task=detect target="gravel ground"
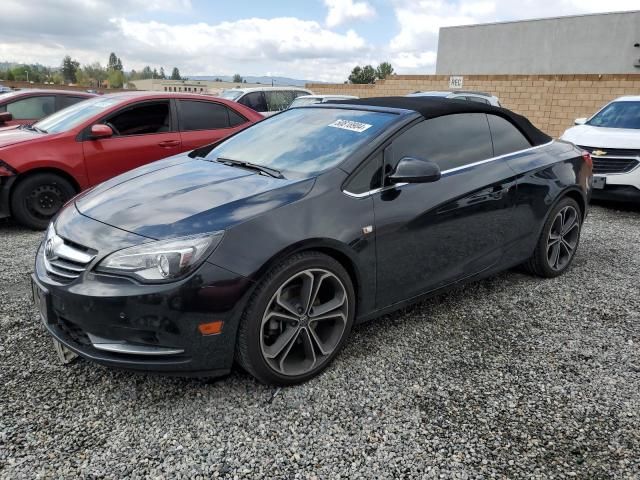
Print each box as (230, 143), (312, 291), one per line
(1, 204), (639, 479)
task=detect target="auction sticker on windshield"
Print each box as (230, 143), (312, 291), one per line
(328, 119), (373, 133)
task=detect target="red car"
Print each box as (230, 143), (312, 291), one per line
(0, 89), (96, 126)
(0, 92), (263, 228)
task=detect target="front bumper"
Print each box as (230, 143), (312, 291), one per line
(591, 158), (640, 203)
(591, 184), (640, 203)
(34, 241), (254, 377)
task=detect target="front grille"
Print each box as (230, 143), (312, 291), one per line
(577, 145), (640, 174)
(44, 234), (95, 284)
(592, 158), (640, 174)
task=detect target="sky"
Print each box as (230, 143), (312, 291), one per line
(0, 0), (638, 82)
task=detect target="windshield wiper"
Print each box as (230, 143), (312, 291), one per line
(21, 123), (47, 134)
(214, 157), (285, 179)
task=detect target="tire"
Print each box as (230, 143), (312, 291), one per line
(236, 251), (356, 385)
(524, 197), (582, 278)
(11, 173), (76, 230)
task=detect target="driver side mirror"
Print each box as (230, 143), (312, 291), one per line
(388, 157), (441, 184)
(574, 117), (587, 125)
(0, 112), (13, 124)
(90, 124), (113, 139)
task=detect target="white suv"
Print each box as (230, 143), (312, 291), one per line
(561, 96), (640, 203)
(406, 90), (501, 106)
(219, 87), (313, 116)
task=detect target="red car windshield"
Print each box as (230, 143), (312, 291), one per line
(34, 97), (121, 134)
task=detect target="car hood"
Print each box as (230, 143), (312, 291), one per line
(561, 125), (640, 149)
(75, 157), (315, 239)
(0, 126), (43, 148)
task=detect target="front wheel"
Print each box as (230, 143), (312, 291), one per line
(236, 251), (355, 385)
(524, 197), (582, 278)
(11, 173), (76, 230)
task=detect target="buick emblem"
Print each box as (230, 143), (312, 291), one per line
(44, 239), (55, 260)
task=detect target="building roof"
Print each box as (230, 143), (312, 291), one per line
(330, 96), (551, 145)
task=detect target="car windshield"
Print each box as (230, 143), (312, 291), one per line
(204, 107), (397, 177)
(219, 90), (243, 100)
(587, 101), (640, 129)
(34, 96), (121, 134)
(290, 97), (321, 108)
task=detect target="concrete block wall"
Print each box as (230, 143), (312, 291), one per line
(306, 74), (640, 137)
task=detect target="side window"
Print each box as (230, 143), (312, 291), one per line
(238, 92), (267, 112)
(344, 152), (383, 195)
(228, 108), (248, 127)
(179, 100), (229, 131)
(293, 90), (309, 99)
(265, 91), (295, 112)
(389, 113), (493, 175)
(487, 114), (531, 156)
(106, 101), (171, 136)
(7, 96), (56, 120)
(464, 96), (490, 105)
(59, 96), (88, 109)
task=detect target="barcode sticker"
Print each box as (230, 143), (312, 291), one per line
(328, 119), (372, 133)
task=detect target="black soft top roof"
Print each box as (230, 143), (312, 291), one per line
(330, 96), (551, 146)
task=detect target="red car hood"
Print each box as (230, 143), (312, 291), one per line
(0, 127), (44, 148)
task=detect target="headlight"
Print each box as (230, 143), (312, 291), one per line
(97, 231), (224, 282)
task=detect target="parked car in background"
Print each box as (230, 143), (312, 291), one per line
(32, 97), (591, 385)
(407, 90), (501, 106)
(561, 96), (640, 203)
(0, 90), (96, 126)
(0, 85), (12, 95)
(219, 86), (313, 116)
(0, 92), (262, 228)
(289, 94), (358, 108)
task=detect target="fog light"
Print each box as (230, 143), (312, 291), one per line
(157, 254), (170, 278)
(198, 320), (224, 336)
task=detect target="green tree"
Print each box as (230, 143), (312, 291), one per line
(83, 62), (107, 87)
(232, 73), (243, 83)
(375, 62), (394, 80)
(75, 68), (90, 86)
(107, 52), (122, 71)
(51, 72), (64, 85)
(7, 70), (15, 81)
(107, 69), (125, 88)
(152, 68), (159, 79)
(141, 66), (153, 79)
(61, 56), (80, 83)
(348, 65), (376, 84)
(159, 67), (166, 79)
(170, 67), (181, 80)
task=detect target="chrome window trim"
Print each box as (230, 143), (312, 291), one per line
(343, 140), (555, 198)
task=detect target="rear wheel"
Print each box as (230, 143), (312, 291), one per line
(236, 251), (355, 385)
(11, 173), (76, 230)
(524, 197), (582, 278)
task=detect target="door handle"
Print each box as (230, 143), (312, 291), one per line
(158, 140), (180, 148)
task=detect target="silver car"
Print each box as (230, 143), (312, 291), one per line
(219, 86), (313, 116)
(289, 94), (359, 108)
(407, 90), (501, 106)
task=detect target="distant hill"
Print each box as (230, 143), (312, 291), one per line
(188, 75), (324, 87)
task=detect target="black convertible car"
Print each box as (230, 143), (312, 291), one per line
(32, 97), (592, 385)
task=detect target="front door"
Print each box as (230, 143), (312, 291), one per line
(373, 113), (518, 308)
(82, 100), (182, 185)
